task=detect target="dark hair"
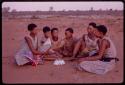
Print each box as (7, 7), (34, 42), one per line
(65, 28), (73, 33)
(28, 23), (37, 31)
(51, 28), (58, 33)
(89, 22), (96, 28)
(96, 25), (107, 35)
(43, 26), (51, 33)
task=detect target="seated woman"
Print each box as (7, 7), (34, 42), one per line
(40, 27), (62, 60)
(55, 28), (78, 60)
(38, 26), (52, 53)
(76, 25), (118, 74)
(51, 28), (61, 50)
(72, 22), (98, 60)
(41, 27), (78, 61)
(15, 23), (45, 66)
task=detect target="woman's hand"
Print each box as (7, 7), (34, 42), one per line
(43, 51), (48, 55)
(77, 58), (85, 64)
(40, 52), (46, 55)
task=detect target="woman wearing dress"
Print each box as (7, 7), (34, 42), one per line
(15, 23), (45, 66)
(77, 25), (118, 74)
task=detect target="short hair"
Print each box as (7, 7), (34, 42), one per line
(96, 25), (107, 35)
(89, 22), (96, 28)
(43, 26), (51, 33)
(65, 28), (73, 33)
(28, 23), (37, 31)
(51, 28), (58, 33)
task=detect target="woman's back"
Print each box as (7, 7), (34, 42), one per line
(102, 37), (117, 58)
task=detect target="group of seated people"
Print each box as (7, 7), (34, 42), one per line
(15, 22), (119, 74)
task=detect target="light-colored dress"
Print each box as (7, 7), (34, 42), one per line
(84, 34), (98, 51)
(15, 35), (38, 66)
(84, 35), (98, 50)
(38, 37), (52, 53)
(80, 36), (117, 75)
(79, 34), (98, 56)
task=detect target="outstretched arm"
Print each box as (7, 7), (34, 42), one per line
(72, 38), (85, 57)
(79, 39), (108, 62)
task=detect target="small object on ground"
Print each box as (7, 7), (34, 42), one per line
(53, 59), (65, 65)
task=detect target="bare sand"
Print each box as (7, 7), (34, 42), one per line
(2, 15), (123, 83)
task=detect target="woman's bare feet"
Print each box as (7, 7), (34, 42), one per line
(31, 60), (38, 66)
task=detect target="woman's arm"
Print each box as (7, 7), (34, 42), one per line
(72, 38), (85, 57)
(25, 36), (44, 55)
(79, 39), (108, 62)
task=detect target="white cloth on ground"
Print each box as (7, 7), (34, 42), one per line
(80, 60), (116, 75)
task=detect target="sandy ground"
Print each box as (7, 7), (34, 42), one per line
(2, 15), (123, 83)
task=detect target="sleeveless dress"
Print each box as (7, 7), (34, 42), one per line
(84, 34), (98, 51)
(80, 34), (98, 56)
(102, 37), (117, 58)
(38, 37), (52, 53)
(80, 36), (117, 74)
(15, 35), (38, 66)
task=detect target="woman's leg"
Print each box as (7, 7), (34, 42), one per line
(15, 55), (30, 66)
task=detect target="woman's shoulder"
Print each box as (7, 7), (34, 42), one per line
(80, 34), (87, 41)
(24, 34), (32, 39)
(100, 38), (110, 48)
(102, 36), (111, 42)
(39, 36), (47, 42)
(60, 37), (65, 41)
(82, 34), (87, 37)
(24, 35), (30, 39)
(72, 37), (79, 43)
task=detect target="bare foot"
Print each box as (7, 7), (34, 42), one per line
(32, 60), (38, 67)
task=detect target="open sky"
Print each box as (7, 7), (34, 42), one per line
(2, 1), (123, 11)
